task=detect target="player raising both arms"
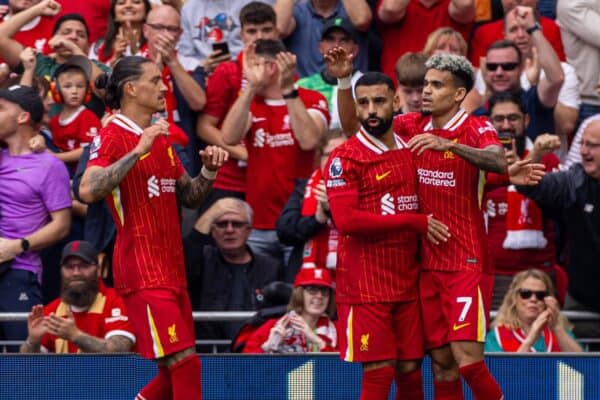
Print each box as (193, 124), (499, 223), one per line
(331, 49), (544, 399)
(79, 56), (228, 400)
(324, 71), (450, 400)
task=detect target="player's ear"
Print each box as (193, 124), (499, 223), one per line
(455, 87), (467, 103)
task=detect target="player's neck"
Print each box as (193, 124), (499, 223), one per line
(430, 107), (461, 129)
(380, 130), (397, 150)
(120, 103), (153, 129)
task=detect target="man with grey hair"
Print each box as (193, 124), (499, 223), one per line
(183, 197), (283, 351)
(334, 52), (513, 399)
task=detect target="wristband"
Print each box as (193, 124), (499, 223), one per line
(337, 76), (352, 90)
(282, 89), (299, 99)
(200, 165), (217, 180)
(526, 22), (541, 35)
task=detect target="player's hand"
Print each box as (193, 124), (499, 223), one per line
(27, 304), (48, 343)
(19, 48), (37, 71)
(0, 237), (21, 263)
(46, 310), (80, 341)
(425, 215), (450, 245)
(203, 50), (231, 76)
(508, 158), (546, 186)
(199, 145), (228, 171)
(408, 133), (453, 155)
(134, 118), (169, 155)
(323, 47), (354, 79)
(275, 51), (297, 94)
(35, 0), (61, 17)
(29, 134), (47, 153)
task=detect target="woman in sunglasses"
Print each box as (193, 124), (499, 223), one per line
(485, 269), (582, 352)
(243, 268), (338, 353)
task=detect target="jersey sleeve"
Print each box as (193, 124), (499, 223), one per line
(303, 89), (331, 128)
(78, 110), (102, 145)
(88, 129), (126, 168)
(102, 292), (136, 344)
(202, 62), (240, 121)
(473, 117), (502, 149)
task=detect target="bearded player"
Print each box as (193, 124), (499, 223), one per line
(324, 71), (450, 400)
(332, 50), (544, 399)
(79, 56), (228, 400)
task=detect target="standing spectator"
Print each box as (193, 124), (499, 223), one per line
(89, 0), (151, 66)
(325, 72), (450, 400)
(556, 0), (600, 126)
(422, 26), (468, 57)
(221, 39), (329, 268)
(79, 56), (228, 400)
(56, 0), (111, 43)
(274, 0), (371, 77)
(1, 0), (55, 55)
(197, 1), (279, 210)
(178, 0), (275, 73)
(485, 269), (582, 352)
(469, 0), (565, 67)
(243, 268), (338, 354)
(376, 0), (474, 84)
(296, 17), (363, 131)
(0, 85), (71, 351)
(20, 240), (136, 354)
(393, 52), (428, 114)
(511, 116), (600, 346)
(183, 197), (282, 351)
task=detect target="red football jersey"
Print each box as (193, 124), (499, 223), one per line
(394, 110), (500, 272)
(203, 53), (246, 193)
(48, 106), (101, 152)
(87, 114), (186, 293)
(1, 15), (54, 57)
(245, 88), (330, 229)
(41, 282), (136, 353)
(325, 129), (421, 303)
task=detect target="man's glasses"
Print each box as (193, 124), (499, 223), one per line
(213, 220), (249, 230)
(580, 139), (600, 149)
(145, 23), (182, 34)
(517, 288), (549, 301)
(491, 113), (523, 124)
(486, 62), (519, 72)
(304, 285), (331, 296)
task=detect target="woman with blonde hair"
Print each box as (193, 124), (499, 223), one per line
(485, 269), (582, 352)
(423, 26), (468, 57)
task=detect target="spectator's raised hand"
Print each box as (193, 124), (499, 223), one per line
(532, 133), (561, 158)
(48, 34), (84, 56)
(544, 296), (560, 330)
(35, 0), (61, 17)
(314, 180), (330, 223)
(425, 215), (450, 245)
(203, 50), (231, 76)
(524, 46), (540, 86)
(29, 134), (47, 153)
(275, 51), (297, 93)
(152, 32), (178, 67)
(199, 145), (229, 171)
(46, 310), (80, 341)
(513, 5), (536, 30)
(324, 47), (353, 79)
(19, 47), (37, 72)
(244, 44), (270, 92)
(27, 305), (48, 344)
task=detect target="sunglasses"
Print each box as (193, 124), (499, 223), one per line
(486, 62), (519, 72)
(304, 285), (331, 296)
(213, 220), (249, 229)
(517, 288), (549, 301)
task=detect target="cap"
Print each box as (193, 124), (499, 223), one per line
(60, 240), (99, 265)
(53, 55), (92, 82)
(293, 268), (333, 289)
(0, 85), (44, 124)
(321, 17), (358, 43)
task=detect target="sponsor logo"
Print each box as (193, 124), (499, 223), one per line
(417, 168), (456, 187)
(452, 322), (471, 331)
(148, 175), (160, 198)
(380, 193), (419, 214)
(375, 170), (391, 181)
(252, 128), (295, 148)
(89, 136), (101, 160)
(329, 157), (343, 178)
(111, 308), (121, 317)
(147, 176), (176, 198)
(168, 323), (179, 343)
(105, 315), (129, 323)
(85, 127), (98, 138)
(360, 333), (369, 352)
(326, 178), (346, 188)
(281, 115), (290, 131)
(467, 258), (477, 264)
(251, 116), (266, 123)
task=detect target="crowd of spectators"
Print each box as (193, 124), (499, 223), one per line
(0, 0), (599, 360)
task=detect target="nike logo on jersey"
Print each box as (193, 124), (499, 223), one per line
(452, 322), (471, 331)
(375, 171), (391, 181)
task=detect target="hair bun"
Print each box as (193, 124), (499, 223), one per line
(94, 73), (111, 90)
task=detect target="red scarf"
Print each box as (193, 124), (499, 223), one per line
(494, 325), (559, 352)
(301, 169), (339, 276)
(503, 145), (546, 249)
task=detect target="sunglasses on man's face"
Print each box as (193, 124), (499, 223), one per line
(517, 288), (549, 301)
(486, 62), (520, 72)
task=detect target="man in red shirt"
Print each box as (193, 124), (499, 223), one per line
(325, 71), (449, 400)
(79, 56), (228, 400)
(197, 2), (279, 208)
(222, 38), (329, 268)
(1, 0), (55, 55)
(20, 240), (136, 354)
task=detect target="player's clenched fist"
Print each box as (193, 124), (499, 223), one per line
(134, 118), (169, 155)
(200, 145), (229, 171)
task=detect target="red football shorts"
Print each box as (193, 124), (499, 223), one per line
(123, 287), (195, 359)
(337, 301), (424, 363)
(419, 270), (493, 349)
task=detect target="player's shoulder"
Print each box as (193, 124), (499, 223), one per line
(330, 135), (368, 159)
(463, 114), (497, 135)
(393, 112), (425, 136)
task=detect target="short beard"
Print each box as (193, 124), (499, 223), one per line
(61, 278), (99, 308)
(420, 110), (432, 116)
(360, 116), (393, 138)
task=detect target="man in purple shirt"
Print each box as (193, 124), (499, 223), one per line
(0, 85), (71, 351)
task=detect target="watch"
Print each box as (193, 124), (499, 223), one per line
(20, 238), (30, 253)
(526, 22), (541, 35)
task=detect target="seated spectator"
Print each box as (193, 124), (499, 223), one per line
(423, 26), (468, 57)
(392, 51), (428, 114)
(0, 85), (71, 352)
(183, 197), (283, 350)
(47, 55), (101, 169)
(243, 267), (337, 353)
(20, 240), (136, 353)
(485, 269), (582, 352)
(1, 0), (56, 55)
(89, 0), (151, 66)
(484, 92), (560, 308)
(469, 0), (565, 67)
(274, 0), (371, 77)
(276, 130), (345, 282)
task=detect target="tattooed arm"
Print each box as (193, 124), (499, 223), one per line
(72, 332), (134, 353)
(449, 144), (507, 173)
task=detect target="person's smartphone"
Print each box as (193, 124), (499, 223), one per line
(212, 42), (230, 56)
(497, 131), (514, 150)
